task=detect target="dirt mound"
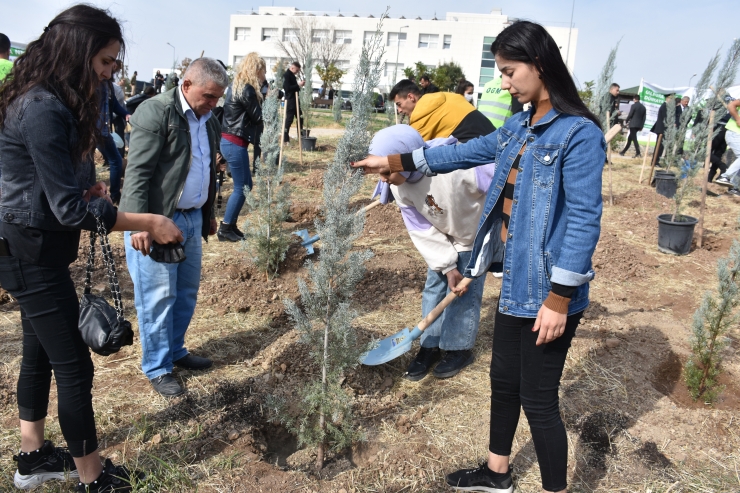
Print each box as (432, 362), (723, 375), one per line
(592, 231), (659, 281)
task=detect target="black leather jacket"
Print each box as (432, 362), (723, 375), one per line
(221, 83), (263, 144)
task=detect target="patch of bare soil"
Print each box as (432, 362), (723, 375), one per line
(592, 231), (659, 281)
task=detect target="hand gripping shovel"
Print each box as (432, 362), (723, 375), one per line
(360, 277), (473, 365)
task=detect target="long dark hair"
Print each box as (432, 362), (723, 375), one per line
(455, 79), (474, 96)
(491, 21), (599, 127)
(0, 4), (124, 161)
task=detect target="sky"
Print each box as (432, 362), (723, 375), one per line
(5, 0), (739, 91)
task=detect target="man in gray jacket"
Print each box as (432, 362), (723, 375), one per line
(120, 58), (227, 397)
(620, 94), (646, 158)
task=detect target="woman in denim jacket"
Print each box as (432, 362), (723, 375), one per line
(356, 21), (605, 493)
(0, 5), (182, 492)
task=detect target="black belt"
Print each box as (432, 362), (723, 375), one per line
(176, 207), (198, 213)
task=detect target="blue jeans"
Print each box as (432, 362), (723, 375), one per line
(97, 134), (122, 201)
(220, 138), (253, 225)
(420, 250), (486, 351)
(124, 210), (203, 380)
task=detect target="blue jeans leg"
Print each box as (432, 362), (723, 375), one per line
(419, 251), (485, 351)
(220, 138), (252, 225)
(125, 210), (203, 379)
(97, 135), (122, 201)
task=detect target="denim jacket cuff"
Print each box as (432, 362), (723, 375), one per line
(87, 198), (118, 233)
(412, 148), (436, 177)
(551, 266), (594, 286)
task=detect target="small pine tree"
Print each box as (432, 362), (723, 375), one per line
(588, 43), (619, 132)
(268, 13), (387, 470)
(685, 239), (740, 402)
(332, 94), (342, 123)
(664, 39), (740, 219)
(241, 88), (292, 280)
(300, 50), (314, 130)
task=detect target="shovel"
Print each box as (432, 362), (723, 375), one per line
(360, 277), (473, 365)
(293, 199), (382, 255)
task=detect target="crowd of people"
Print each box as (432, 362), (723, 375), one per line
(0, 5), (738, 493)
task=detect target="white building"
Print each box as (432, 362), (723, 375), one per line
(228, 6), (578, 94)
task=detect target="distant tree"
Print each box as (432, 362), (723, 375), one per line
(432, 61), (465, 92)
(578, 80), (595, 107)
(316, 63), (345, 93)
(274, 17), (350, 86)
(176, 57), (193, 75)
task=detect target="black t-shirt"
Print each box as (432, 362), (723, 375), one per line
(0, 222), (81, 267)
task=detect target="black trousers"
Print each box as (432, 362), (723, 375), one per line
(654, 133), (665, 166)
(283, 101), (303, 142)
(0, 257), (98, 457)
(708, 153), (727, 182)
(621, 128), (641, 155)
(489, 309), (582, 492)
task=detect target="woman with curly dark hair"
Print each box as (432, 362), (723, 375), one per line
(0, 5), (182, 492)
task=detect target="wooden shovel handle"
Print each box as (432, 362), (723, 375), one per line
(360, 199), (382, 214)
(418, 277), (473, 332)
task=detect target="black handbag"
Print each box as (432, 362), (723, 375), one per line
(79, 216), (134, 356)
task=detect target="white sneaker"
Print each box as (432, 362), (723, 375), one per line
(715, 176), (733, 187)
(492, 272), (503, 278)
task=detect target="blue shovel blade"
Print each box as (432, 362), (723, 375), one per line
(360, 326), (423, 366)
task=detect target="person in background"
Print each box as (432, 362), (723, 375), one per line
(154, 70), (164, 93)
(0, 6), (183, 492)
(96, 76), (129, 204)
(125, 86), (156, 114)
(0, 33), (12, 84)
(650, 93), (675, 167)
(121, 58), (228, 398)
(620, 94), (646, 158)
(419, 74), (439, 95)
(129, 70), (137, 95)
(111, 60), (127, 150)
(608, 82), (621, 126)
(455, 79), (475, 105)
(390, 79), (493, 142)
(478, 73), (524, 128)
(218, 52), (266, 242)
(282, 61), (304, 144)
(712, 99), (740, 190)
(355, 20), (605, 493)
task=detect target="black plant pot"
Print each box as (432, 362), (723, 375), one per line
(654, 171), (677, 198)
(301, 136), (317, 151)
(657, 213), (697, 255)
(300, 129), (311, 138)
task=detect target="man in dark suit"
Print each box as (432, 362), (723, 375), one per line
(282, 61), (304, 143)
(419, 74), (439, 95)
(620, 94), (646, 158)
(650, 93), (675, 167)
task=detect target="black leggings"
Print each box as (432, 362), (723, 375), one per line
(0, 257), (98, 457)
(489, 309), (582, 492)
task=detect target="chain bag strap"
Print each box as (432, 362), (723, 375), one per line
(79, 214), (134, 356)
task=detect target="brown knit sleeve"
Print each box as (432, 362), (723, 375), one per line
(388, 154), (404, 173)
(543, 291), (570, 314)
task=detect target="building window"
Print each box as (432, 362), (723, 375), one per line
(387, 32), (407, 47)
(283, 28), (299, 42)
(264, 57), (278, 74)
(334, 30), (352, 44)
(234, 27), (250, 41)
(364, 31), (382, 44)
(262, 28), (278, 41)
(479, 36), (497, 86)
(443, 35), (452, 49)
(418, 34), (439, 49)
(233, 56), (244, 67)
(335, 60), (351, 71)
(384, 62), (404, 77)
(312, 29), (330, 43)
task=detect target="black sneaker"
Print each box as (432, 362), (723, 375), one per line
(446, 463), (513, 492)
(433, 350), (474, 379)
(75, 459), (144, 492)
(404, 346), (441, 381)
(13, 440), (79, 489)
(728, 188), (740, 196)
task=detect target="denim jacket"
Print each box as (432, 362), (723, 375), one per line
(411, 107), (605, 317)
(0, 86), (117, 233)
